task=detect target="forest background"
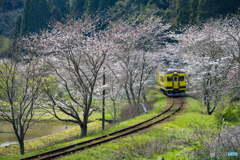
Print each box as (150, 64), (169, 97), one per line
(1, 0), (240, 57)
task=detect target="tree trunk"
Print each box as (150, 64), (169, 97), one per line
(80, 123), (87, 137)
(204, 96), (206, 106)
(113, 101), (116, 124)
(19, 140), (24, 155)
(125, 83), (132, 107)
(143, 94), (147, 103)
(204, 95), (212, 115)
(206, 101), (212, 115)
(129, 84), (137, 107)
(141, 88), (147, 103)
(12, 120), (25, 155)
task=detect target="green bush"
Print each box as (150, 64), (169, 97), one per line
(0, 35), (12, 56)
(223, 107), (240, 122)
(214, 104), (240, 126)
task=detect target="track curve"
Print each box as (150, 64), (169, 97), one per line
(19, 97), (184, 160)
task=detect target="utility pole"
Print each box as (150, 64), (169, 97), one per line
(102, 67), (105, 130)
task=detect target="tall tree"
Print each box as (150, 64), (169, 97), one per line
(0, 48), (43, 155)
(20, 0), (32, 36)
(197, 0), (220, 21)
(20, 0), (50, 36)
(37, 0), (50, 31)
(223, 0), (240, 16)
(147, 0), (168, 10)
(73, 0), (85, 17)
(24, 16), (115, 137)
(135, 0), (149, 6)
(176, 21), (235, 115)
(215, 14), (240, 99)
(85, 0), (99, 14)
(14, 15), (22, 39)
(189, 0), (199, 24)
(110, 17), (174, 107)
(98, 0), (118, 12)
(176, 0), (190, 25)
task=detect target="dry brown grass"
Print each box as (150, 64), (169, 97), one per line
(118, 102), (154, 122)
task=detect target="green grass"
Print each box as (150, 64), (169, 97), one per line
(0, 89), (167, 160)
(157, 97), (218, 159)
(56, 96), (220, 160)
(2, 90), (230, 160)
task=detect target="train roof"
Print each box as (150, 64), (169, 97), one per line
(160, 69), (185, 74)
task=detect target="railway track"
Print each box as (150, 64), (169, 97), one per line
(20, 97), (184, 160)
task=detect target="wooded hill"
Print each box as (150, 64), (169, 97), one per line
(1, 0), (240, 39)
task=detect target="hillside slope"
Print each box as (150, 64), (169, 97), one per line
(1, 0), (240, 38)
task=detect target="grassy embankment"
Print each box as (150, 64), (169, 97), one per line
(55, 96), (224, 160)
(2, 88), (239, 160)
(61, 95), (239, 160)
(0, 88), (167, 159)
(54, 96), (219, 160)
(0, 100), (123, 157)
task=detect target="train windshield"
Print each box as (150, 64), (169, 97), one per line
(167, 76), (172, 81)
(179, 76), (184, 81)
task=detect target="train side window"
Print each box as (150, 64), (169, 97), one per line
(179, 76), (184, 81)
(167, 76), (172, 82)
(160, 76), (164, 82)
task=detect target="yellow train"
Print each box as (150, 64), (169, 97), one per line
(158, 69), (186, 96)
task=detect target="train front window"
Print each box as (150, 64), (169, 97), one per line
(174, 77), (177, 81)
(179, 76), (184, 81)
(167, 77), (172, 82)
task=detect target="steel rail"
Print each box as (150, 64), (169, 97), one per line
(20, 97), (183, 160)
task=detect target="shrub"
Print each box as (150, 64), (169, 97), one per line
(0, 35), (12, 56)
(214, 103), (240, 127)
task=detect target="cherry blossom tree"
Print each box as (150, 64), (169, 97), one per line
(110, 17), (175, 108)
(23, 16), (115, 137)
(176, 21), (235, 115)
(0, 50), (43, 155)
(213, 14), (240, 99)
(216, 14), (240, 64)
(104, 68), (122, 124)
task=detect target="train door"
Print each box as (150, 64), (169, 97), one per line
(173, 75), (179, 89)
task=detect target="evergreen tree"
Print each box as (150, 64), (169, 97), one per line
(49, 0), (63, 20)
(73, 0), (85, 17)
(85, 0), (99, 14)
(14, 15), (22, 39)
(147, 0), (168, 10)
(197, 0), (240, 22)
(135, 0), (149, 6)
(197, 0), (218, 21)
(176, 0), (190, 25)
(98, 0), (118, 12)
(21, 0), (50, 36)
(20, 0), (32, 36)
(33, 0), (40, 32)
(189, 0), (198, 24)
(29, 0), (37, 32)
(224, 0), (240, 15)
(57, 0), (69, 15)
(37, 0), (50, 31)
